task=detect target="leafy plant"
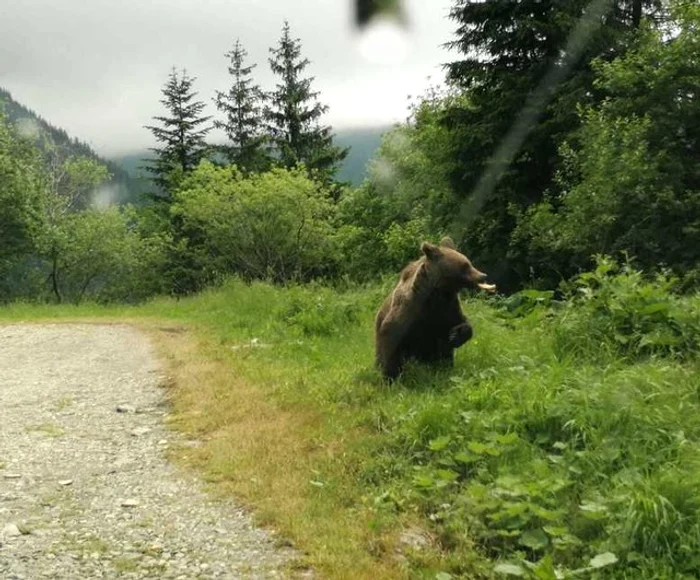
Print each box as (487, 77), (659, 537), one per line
(554, 256), (700, 361)
(172, 162), (338, 284)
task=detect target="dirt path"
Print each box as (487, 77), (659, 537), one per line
(0, 324), (294, 579)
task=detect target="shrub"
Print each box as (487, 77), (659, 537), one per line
(276, 284), (362, 337)
(172, 162), (338, 284)
(42, 207), (167, 303)
(553, 256), (700, 361)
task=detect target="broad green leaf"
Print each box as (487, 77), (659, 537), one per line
(494, 563), (526, 577)
(435, 469), (459, 482)
(589, 552), (618, 568)
(454, 451), (478, 464)
(412, 474), (434, 489)
(467, 441), (489, 454)
(496, 433), (520, 445)
(519, 528), (549, 550)
(429, 436), (451, 451)
(639, 302), (669, 315)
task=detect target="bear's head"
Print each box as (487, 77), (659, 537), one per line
(420, 237), (496, 292)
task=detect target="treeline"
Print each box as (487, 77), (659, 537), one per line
(0, 112), (166, 303)
(2, 4), (699, 303)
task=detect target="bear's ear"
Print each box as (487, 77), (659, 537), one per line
(439, 236), (457, 250)
(421, 241), (442, 260)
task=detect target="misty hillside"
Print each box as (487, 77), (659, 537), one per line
(334, 126), (387, 184)
(114, 126), (389, 186)
(0, 87), (147, 204)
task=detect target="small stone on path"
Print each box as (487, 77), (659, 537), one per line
(121, 499), (140, 508)
(2, 524), (22, 537)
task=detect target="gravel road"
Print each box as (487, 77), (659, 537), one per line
(0, 324), (295, 579)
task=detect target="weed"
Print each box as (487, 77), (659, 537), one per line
(554, 256), (700, 362)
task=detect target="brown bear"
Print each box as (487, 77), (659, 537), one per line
(375, 237), (496, 379)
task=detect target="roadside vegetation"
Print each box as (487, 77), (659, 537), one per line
(3, 258), (700, 579)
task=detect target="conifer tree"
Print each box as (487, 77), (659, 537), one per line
(214, 40), (269, 173)
(144, 68), (211, 195)
(265, 21), (347, 183)
(441, 0), (664, 288)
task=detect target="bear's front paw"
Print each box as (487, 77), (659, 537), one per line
(449, 323), (473, 348)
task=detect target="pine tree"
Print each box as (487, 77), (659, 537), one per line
(144, 68), (211, 195)
(265, 21), (347, 183)
(213, 40), (269, 173)
(441, 0), (664, 288)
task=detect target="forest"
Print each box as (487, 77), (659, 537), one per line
(2, 1), (700, 578)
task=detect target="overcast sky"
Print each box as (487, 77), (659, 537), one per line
(0, 0), (455, 156)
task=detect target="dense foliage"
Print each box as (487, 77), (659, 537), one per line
(0, 109), (166, 303)
(170, 162), (338, 284)
(516, 2), (700, 285)
(439, 0), (664, 289)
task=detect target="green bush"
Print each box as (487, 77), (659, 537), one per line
(276, 284), (362, 337)
(172, 162), (338, 284)
(554, 256), (700, 361)
(42, 207), (167, 303)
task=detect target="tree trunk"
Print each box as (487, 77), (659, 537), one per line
(632, 0), (642, 28)
(51, 254), (62, 303)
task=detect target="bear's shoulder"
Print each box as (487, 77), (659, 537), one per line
(395, 257), (434, 302)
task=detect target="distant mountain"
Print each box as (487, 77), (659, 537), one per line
(0, 87), (148, 205)
(334, 126), (388, 185)
(114, 125), (389, 187)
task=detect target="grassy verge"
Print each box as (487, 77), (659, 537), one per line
(3, 272), (700, 579)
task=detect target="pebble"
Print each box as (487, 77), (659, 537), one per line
(2, 523), (22, 537)
(130, 427), (152, 437)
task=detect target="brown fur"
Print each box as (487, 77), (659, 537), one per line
(375, 237), (494, 380)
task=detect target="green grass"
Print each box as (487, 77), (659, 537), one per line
(3, 276), (700, 579)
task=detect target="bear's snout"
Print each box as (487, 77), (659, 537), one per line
(466, 268), (488, 284)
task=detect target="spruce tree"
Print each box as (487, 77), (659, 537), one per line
(213, 40), (269, 173)
(441, 0), (664, 288)
(144, 68), (211, 195)
(265, 21), (347, 183)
